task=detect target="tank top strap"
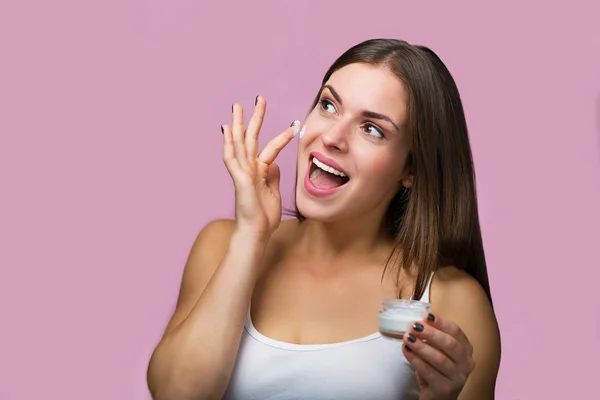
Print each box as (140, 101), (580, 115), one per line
(410, 271), (435, 303)
(421, 271), (435, 303)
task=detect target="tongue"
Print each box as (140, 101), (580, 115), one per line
(311, 169), (346, 189)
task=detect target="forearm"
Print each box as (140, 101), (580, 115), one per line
(148, 230), (267, 400)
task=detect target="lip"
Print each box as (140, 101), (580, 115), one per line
(303, 152), (349, 198)
(309, 152), (349, 177)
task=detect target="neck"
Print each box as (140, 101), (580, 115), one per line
(294, 213), (394, 262)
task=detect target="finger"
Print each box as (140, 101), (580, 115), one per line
(404, 331), (457, 379)
(424, 313), (472, 355)
(245, 95), (266, 158)
(221, 124), (244, 182)
(410, 321), (465, 364)
(257, 121), (298, 166)
(232, 103), (249, 169)
(403, 345), (455, 393)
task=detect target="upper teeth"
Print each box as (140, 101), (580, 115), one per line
(312, 157), (346, 177)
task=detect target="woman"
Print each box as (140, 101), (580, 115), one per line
(147, 38), (501, 400)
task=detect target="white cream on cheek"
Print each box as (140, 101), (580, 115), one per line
(299, 125), (306, 139)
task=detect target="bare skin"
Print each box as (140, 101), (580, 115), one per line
(147, 64), (501, 400)
(148, 218), (500, 400)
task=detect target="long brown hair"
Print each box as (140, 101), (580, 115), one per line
(290, 38), (492, 306)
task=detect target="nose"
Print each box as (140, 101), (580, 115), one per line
(320, 121), (349, 153)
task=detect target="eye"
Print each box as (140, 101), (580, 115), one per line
(319, 99), (336, 114)
(362, 122), (384, 138)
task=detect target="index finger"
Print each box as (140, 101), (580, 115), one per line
(257, 121), (298, 165)
(409, 321), (464, 365)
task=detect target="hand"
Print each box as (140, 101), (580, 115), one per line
(221, 96), (299, 239)
(403, 313), (475, 400)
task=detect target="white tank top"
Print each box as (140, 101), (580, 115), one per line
(222, 274), (433, 399)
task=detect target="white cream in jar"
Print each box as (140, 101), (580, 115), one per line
(378, 299), (432, 339)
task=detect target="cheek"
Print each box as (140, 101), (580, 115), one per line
(296, 114), (329, 151)
(302, 114), (329, 138)
(358, 152), (405, 186)
(366, 159), (396, 176)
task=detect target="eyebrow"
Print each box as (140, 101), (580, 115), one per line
(322, 84), (401, 133)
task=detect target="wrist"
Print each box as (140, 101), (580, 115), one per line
(223, 228), (269, 281)
(230, 227), (269, 251)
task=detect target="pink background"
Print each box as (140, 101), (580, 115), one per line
(1, 1), (599, 399)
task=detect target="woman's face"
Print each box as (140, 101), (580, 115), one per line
(295, 63), (412, 222)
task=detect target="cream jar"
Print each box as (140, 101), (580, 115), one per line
(378, 299), (432, 339)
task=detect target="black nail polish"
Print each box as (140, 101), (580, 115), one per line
(405, 344), (412, 352)
(232, 104), (234, 113)
(290, 121), (296, 127)
(255, 96), (259, 105)
(427, 313), (435, 322)
(407, 333), (416, 343)
(220, 125), (224, 134)
(413, 323), (424, 332)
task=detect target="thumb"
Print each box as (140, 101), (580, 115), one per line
(265, 163), (281, 194)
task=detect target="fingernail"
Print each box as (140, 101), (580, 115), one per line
(232, 104), (234, 113)
(427, 313), (435, 322)
(290, 120), (300, 135)
(405, 344), (412, 352)
(220, 125), (224, 134)
(255, 95), (259, 105)
(413, 323), (424, 332)
(407, 333), (417, 343)
(298, 125), (306, 139)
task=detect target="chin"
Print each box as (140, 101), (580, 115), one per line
(293, 187), (349, 223)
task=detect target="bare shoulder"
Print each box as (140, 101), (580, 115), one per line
(182, 219), (236, 283)
(161, 219), (298, 337)
(431, 266), (501, 398)
(431, 266), (492, 310)
(162, 219), (236, 335)
(430, 266), (499, 336)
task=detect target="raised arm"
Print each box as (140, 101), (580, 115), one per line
(147, 97), (300, 400)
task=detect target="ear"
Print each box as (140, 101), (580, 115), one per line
(399, 153), (414, 189)
(400, 174), (413, 189)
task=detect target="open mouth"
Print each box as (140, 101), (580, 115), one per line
(308, 156), (350, 189)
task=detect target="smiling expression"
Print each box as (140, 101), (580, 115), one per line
(295, 63), (413, 222)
